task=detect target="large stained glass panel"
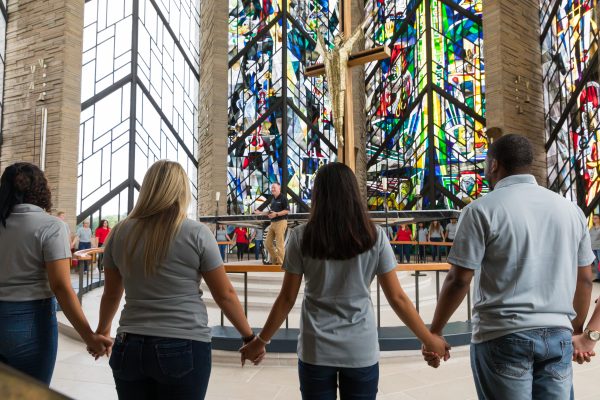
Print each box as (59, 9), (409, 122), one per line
(227, 0), (339, 214)
(540, 0), (599, 214)
(77, 0), (199, 227)
(365, 0), (487, 210)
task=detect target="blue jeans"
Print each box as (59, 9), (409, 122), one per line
(430, 238), (443, 261)
(470, 328), (573, 400)
(218, 244), (227, 261)
(109, 333), (212, 400)
(298, 360), (379, 400)
(0, 298), (58, 384)
(255, 240), (263, 260)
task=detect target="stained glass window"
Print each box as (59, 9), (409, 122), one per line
(227, 0), (339, 214)
(77, 0), (200, 226)
(365, 0), (487, 210)
(540, 0), (599, 214)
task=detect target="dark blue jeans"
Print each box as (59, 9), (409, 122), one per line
(430, 238), (443, 261)
(0, 298), (58, 384)
(218, 244), (227, 261)
(109, 333), (212, 400)
(255, 240), (263, 260)
(298, 360), (379, 400)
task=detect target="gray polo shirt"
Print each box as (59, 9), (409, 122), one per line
(448, 174), (595, 344)
(103, 219), (223, 342)
(76, 226), (92, 243)
(283, 225), (397, 368)
(0, 204), (72, 301)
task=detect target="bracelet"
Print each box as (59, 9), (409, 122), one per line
(256, 333), (271, 345)
(242, 334), (256, 344)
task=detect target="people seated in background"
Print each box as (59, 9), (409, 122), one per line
(233, 226), (249, 261)
(423, 134), (595, 400)
(0, 162), (110, 385)
(394, 224), (413, 263)
(427, 220), (444, 261)
(96, 160), (254, 400)
(589, 214), (600, 282)
(254, 182), (289, 265)
(240, 163), (447, 400)
(416, 222), (428, 262)
(216, 224), (231, 261)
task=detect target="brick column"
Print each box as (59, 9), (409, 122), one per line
(198, 1), (228, 217)
(483, 0), (547, 186)
(0, 0), (83, 228)
(351, 0), (367, 201)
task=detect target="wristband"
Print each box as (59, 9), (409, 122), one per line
(256, 333), (271, 345)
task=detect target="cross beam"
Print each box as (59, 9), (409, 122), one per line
(305, 46), (391, 78)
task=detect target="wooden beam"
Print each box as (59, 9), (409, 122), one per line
(305, 46), (391, 77)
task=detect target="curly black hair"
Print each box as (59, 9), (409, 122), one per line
(0, 162), (52, 227)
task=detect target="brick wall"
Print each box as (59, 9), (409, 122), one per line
(483, 0), (547, 186)
(0, 0), (83, 229)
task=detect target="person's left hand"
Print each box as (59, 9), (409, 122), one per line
(572, 334), (597, 364)
(86, 333), (113, 360)
(239, 338), (266, 366)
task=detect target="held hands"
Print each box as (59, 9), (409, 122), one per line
(85, 332), (114, 360)
(239, 337), (266, 366)
(572, 334), (597, 364)
(421, 334), (451, 368)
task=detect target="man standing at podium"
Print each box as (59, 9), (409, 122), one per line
(255, 183), (289, 265)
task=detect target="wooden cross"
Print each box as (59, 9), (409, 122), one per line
(306, 4), (390, 171)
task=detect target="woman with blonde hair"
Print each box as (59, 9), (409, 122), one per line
(96, 160), (255, 400)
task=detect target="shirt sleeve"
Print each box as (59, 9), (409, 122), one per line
(198, 225), (224, 272)
(376, 227), (398, 275)
(41, 220), (72, 262)
(576, 207), (596, 267)
(282, 228), (303, 275)
(447, 206), (487, 270)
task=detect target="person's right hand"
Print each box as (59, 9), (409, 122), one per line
(85, 333), (113, 360)
(572, 334), (597, 364)
(422, 334), (451, 368)
(239, 338), (266, 366)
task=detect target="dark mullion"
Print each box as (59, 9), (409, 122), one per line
(128, 0), (140, 212)
(148, 0), (200, 79)
(228, 14), (281, 68)
(540, 0), (561, 45)
(77, 180), (130, 224)
(281, 0), (289, 195)
(287, 99), (337, 153)
(431, 84), (485, 124)
(425, 0), (436, 208)
(81, 75), (131, 111)
(437, 0), (482, 25)
(227, 97), (284, 154)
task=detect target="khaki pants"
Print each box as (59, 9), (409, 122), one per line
(265, 219), (287, 264)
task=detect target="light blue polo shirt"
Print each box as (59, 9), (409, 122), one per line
(448, 174), (595, 343)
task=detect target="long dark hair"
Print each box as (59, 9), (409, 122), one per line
(301, 163), (377, 260)
(0, 162), (52, 227)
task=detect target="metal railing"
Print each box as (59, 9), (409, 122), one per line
(73, 248), (105, 304)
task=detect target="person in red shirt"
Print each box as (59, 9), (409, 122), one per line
(233, 227), (250, 261)
(95, 219), (111, 270)
(394, 224), (413, 263)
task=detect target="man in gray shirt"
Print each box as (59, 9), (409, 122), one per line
(424, 134), (595, 399)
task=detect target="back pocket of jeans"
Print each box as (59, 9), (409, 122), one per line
(491, 337), (533, 378)
(155, 340), (194, 378)
(548, 339), (573, 381)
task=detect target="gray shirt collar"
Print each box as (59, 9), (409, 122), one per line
(12, 204), (45, 213)
(494, 174), (537, 190)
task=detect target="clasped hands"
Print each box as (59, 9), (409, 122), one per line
(572, 333), (597, 364)
(85, 331), (114, 360)
(239, 338), (267, 366)
(421, 333), (452, 368)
